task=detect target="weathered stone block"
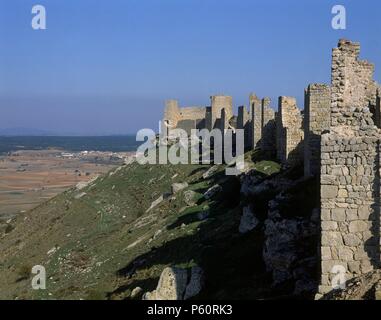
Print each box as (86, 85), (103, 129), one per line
(321, 186), (338, 199)
(347, 261), (360, 274)
(357, 206), (370, 220)
(337, 189), (348, 198)
(331, 208), (346, 221)
(322, 221), (338, 231)
(321, 231), (343, 246)
(338, 247), (354, 261)
(321, 260), (347, 274)
(346, 209), (358, 221)
(321, 175), (336, 185)
(321, 209), (331, 221)
(322, 247), (332, 260)
(349, 220), (368, 233)
(343, 234), (361, 247)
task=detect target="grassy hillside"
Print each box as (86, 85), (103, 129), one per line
(0, 152), (281, 300)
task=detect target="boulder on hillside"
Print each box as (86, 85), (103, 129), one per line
(184, 190), (198, 206)
(75, 175), (99, 191)
(204, 185), (222, 200)
(146, 195), (164, 213)
(130, 287), (143, 299)
(202, 165), (219, 179)
(171, 182), (189, 194)
(143, 266), (204, 300)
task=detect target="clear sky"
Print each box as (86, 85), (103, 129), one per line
(0, 0), (380, 135)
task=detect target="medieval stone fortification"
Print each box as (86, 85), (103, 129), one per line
(163, 39), (381, 295)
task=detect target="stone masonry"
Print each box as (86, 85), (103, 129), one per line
(304, 84), (331, 177)
(163, 95), (233, 136)
(261, 98), (276, 156)
(250, 93), (262, 149)
(164, 93), (303, 167)
(276, 96), (304, 166)
(237, 105), (251, 148)
(210, 95), (233, 131)
(319, 39), (381, 295)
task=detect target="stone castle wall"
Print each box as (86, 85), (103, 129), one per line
(276, 96), (304, 165)
(261, 98), (276, 155)
(304, 84), (331, 177)
(162, 39), (381, 298)
(164, 99), (181, 128)
(238, 105), (251, 148)
(250, 93), (262, 149)
(331, 39), (378, 127)
(319, 40), (381, 295)
(211, 95), (233, 130)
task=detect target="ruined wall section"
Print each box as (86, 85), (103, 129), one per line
(261, 98), (276, 155)
(163, 99), (181, 128)
(238, 105), (251, 148)
(331, 39), (378, 127)
(319, 40), (381, 296)
(211, 95), (233, 130)
(304, 84), (331, 177)
(250, 93), (262, 149)
(238, 106), (249, 129)
(276, 96), (304, 165)
(178, 107), (207, 120)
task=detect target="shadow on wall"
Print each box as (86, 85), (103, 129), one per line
(286, 139), (304, 168)
(261, 119), (277, 159)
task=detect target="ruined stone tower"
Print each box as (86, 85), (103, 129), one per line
(304, 84), (331, 177)
(163, 99), (180, 128)
(237, 105), (251, 148)
(250, 93), (262, 149)
(261, 98), (276, 156)
(319, 39), (381, 295)
(210, 95), (233, 131)
(276, 96), (304, 165)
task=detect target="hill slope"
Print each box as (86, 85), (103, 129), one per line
(0, 152), (284, 300)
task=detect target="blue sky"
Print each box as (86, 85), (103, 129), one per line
(0, 0), (380, 135)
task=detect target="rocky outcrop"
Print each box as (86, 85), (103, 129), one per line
(263, 197), (318, 293)
(75, 175), (99, 191)
(130, 287), (143, 299)
(171, 182), (188, 194)
(143, 266), (203, 300)
(146, 195), (164, 213)
(204, 185), (222, 200)
(202, 165), (219, 179)
(184, 190), (198, 206)
(239, 206), (259, 234)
